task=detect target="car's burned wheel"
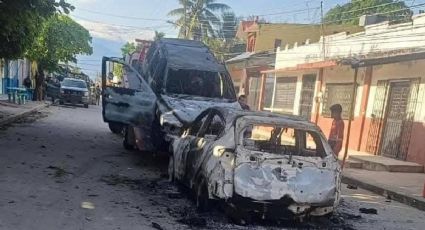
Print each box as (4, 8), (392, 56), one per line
(168, 155), (174, 182)
(196, 182), (211, 212)
(123, 127), (134, 150)
(108, 122), (123, 134)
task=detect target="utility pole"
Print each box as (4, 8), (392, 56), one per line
(320, 1), (326, 60)
(184, 1), (187, 39)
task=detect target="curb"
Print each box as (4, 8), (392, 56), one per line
(0, 103), (49, 127)
(342, 175), (425, 211)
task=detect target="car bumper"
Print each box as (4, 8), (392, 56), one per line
(228, 194), (335, 219)
(60, 94), (89, 104)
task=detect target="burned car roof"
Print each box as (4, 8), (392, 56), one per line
(156, 38), (226, 72)
(206, 107), (321, 131)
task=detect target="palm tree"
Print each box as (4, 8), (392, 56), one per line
(154, 31), (165, 41)
(167, 0), (230, 40)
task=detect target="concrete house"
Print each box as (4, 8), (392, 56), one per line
(259, 14), (425, 167)
(226, 19), (362, 110)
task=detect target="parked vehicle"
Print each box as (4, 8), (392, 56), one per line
(59, 78), (89, 108)
(101, 38), (240, 151)
(168, 107), (341, 221)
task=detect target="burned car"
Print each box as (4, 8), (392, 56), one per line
(101, 39), (240, 152)
(168, 107), (341, 221)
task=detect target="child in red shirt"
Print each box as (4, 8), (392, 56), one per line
(328, 104), (344, 156)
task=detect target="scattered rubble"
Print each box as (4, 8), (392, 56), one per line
(359, 208), (378, 215)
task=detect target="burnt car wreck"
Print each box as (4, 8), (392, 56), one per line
(168, 107), (341, 221)
(101, 38), (240, 152)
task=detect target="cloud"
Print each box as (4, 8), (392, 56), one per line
(75, 19), (155, 42)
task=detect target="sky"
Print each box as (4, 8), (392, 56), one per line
(66, 0), (420, 77)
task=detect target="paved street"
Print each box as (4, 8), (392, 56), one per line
(0, 105), (424, 230)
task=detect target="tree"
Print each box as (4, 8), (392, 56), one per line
(121, 42), (137, 57)
(154, 31), (166, 41)
(167, 0), (230, 40)
(0, 0), (74, 59)
(26, 14), (92, 100)
(324, 0), (413, 25)
(203, 12), (244, 62)
(219, 11), (238, 41)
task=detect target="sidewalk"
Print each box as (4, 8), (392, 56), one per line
(0, 95), (49, 126)
(342, 168), (425, 211)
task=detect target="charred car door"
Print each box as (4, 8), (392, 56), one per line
(184, 111), (225, 187)
(101, 57), (157, 127)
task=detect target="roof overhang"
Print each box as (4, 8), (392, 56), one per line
(261, 60), (337, 74)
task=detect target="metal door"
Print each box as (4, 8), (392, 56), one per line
(299, 75), (316, 120)
(380, 81), (410, 159)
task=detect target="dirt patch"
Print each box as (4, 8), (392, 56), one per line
(100, 174), (143, 190)
(0, 111), (48, 130)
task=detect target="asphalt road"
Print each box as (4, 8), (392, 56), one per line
(0, 105), (423, 230)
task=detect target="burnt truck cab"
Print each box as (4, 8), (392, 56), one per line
(169, 108), (341, 221)
(101, 39), (240, 151)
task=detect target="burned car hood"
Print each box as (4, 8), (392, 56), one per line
(161, 95), (241, 124)
(60, 86), (88, 92)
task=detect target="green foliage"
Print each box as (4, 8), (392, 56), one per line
(324, 0), (413, 25)
(0, 0), (74, 59)
(26, 14), (93, 72)
(168, 0), (230, 40)
(113, 63), (124, 81)
(121, 42), (137, 57)
(154, 31), (166, 41)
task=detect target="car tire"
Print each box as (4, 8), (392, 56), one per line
(59, 100), (64, 105)
(123, 126), (134, 150)
(108, 122), (123, 134)
(168, 155), (175, 183)
(196, 182), (211, 212)
(84, 104), (89, 108)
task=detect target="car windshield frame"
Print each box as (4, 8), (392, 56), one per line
(238, 122), (329, 158)
(163, 67), (236, 101)
(61, 79), (87, 89)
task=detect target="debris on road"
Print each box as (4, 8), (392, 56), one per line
(359, 208), (378, 215)
(151, 222), (164, 230)
(46, 165), (72, 178)
(177, 216), (207, 228)
(347, 184), (358, 190)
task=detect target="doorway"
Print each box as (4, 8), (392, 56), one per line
(299, 74), (316, 120)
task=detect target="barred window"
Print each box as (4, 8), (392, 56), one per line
(322, 83), (354, 119)
(274, 77), (297, 114)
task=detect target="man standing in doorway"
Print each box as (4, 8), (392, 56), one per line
(238, 95), (250, 110)
(328, 104), (344, 157)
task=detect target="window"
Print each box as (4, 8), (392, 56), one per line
(166, 69), (235, 100)
(273, 77), (297, 114)
(274, 39), (282, 49)
(248, 77), (261, 110)
(242, 125), (326, 157)
(263, 74), (275, 108)
(322, 83), (354, 119)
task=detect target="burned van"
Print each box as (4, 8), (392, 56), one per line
(102, 39), (240, 151)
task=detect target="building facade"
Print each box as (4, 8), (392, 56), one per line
(259, 14), (425, 166)
(226, 20), (362, 110)
(1, 59), (31, 94)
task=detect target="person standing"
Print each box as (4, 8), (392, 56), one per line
(23, 76), (32, 89)
(238, 95), (250, 110)
(95, 85), (101, 105)
(328, 104), (345, 157)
